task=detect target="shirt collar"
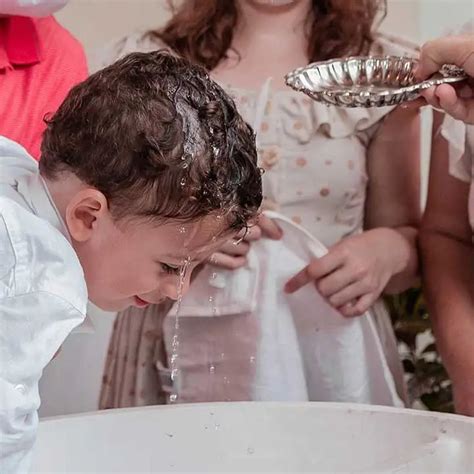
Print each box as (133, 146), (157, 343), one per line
(0, 139), (71, 243)
(0, 16), (42, 70)
(21, 172), (72, 244)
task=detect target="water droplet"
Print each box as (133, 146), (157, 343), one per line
(208, 294), (217, 316)
(180, 177), (186, 186)
(182, 163), (188, 169)
(171, 368), (179, 381)
(168, 258), (191, 409)
(247, 447), (255, 455)
(211, 272), (217, 280)
(214, 423), (220, 430)
(209, 364), (216, 374)
(249, 356), (256, 364)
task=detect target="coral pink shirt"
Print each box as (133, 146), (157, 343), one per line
(0, 15), (88, 160)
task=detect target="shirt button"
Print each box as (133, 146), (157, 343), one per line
(15, 384), (26, 395)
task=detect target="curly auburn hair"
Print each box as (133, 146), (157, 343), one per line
(40, 51), (262, 231)
(150, 0), (387, 71)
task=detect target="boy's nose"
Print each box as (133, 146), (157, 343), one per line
(161, 274), (191, 301)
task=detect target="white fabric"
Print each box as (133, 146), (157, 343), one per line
(440, 115), (474, 235)
(0, 137), (87, 473)
(254, 212), (401, 405)
(0, 0), (68, 16)
(179, 211), (402, 406)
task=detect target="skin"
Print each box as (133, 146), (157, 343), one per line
(44, 172), (233, 312)
(420, 112), (474, 416)
(418, 34), (474, 124)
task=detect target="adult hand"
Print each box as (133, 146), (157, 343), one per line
(285, 228), (407, 317)
(418, 35), (474, 123)
(208, 214), (282, 270)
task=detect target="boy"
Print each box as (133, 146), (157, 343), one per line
(0, 51), (262, 473)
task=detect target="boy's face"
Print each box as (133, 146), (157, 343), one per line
(72, 213), (231, 312)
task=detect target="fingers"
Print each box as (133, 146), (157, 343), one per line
(436, 83), (474, 123)
(417, 35), (474, 80)
(327, 280), (372, 308)
(208, 252), (247, 270)
(420, 85), (441, 109)
(219, 239), (250, 257)
(317, 267), (358, 298)
(257, 214), (283, 239)
(243, 224), (262, 242)
(284, 253), (343, 294)
(338, 293), (374, 318)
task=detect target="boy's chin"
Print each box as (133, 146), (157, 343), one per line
(89, 297), (132, 313)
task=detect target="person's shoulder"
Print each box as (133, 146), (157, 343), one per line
(92, 31), (172, 72)
(0, 197), (87, 313)
(35, 16), (83, 53)
(0, 136), (34, 161)
(34, 16), (88, 78)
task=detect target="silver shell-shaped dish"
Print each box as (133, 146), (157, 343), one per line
(285, 56), (467, 108)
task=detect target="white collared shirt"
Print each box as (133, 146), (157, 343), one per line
(0, 137), (87, 473)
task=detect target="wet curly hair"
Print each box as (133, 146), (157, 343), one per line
(40, 50), (262, 232)
(151, 0), (387, 71)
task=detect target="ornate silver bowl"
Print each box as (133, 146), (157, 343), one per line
(285, 56), (467, 108)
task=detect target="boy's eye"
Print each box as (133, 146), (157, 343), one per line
(160, 262), (181, 275)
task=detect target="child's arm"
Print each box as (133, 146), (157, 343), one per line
(0, 292), (86, 473)
(0, 206), (87, 473)
(420, 113), (474, 416)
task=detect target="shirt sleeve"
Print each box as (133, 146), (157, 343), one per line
(0, 291), (85, 473)
(0, 216), (85, 473)
(440, 115), (474, 183)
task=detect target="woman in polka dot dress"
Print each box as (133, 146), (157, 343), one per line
(97, 0), (421, 408)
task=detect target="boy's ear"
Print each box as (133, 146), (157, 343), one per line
(65, 189), (109, 242)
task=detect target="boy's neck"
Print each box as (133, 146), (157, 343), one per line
(41, 173), (83, 226)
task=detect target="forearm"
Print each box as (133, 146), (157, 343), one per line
(383, 225), (420, 294)
(420, 229), (474, 386)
